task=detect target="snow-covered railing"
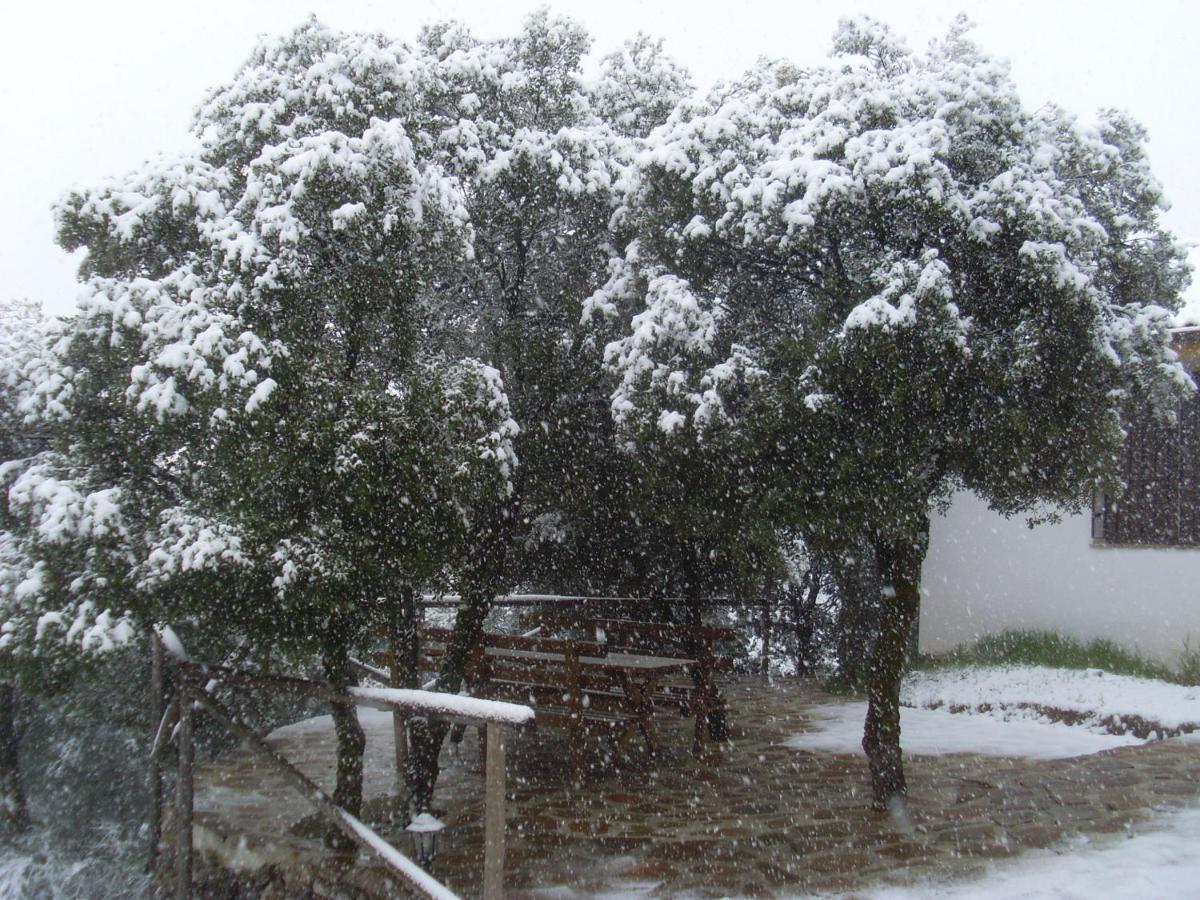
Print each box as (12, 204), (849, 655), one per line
(418, 592), (741, 608)
(149, 628), (531, 900)
(346, 684), (535, 726)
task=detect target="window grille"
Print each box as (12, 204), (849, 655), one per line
(1094, 373), (1200, 547)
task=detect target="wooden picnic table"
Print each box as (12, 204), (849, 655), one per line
(408, 620), (732, 778)
(479, 645), (698, 755)
(426, 640), (697, 758)
(527, 615), (734, 752)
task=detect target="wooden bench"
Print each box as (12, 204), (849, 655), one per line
(421, 627), (685, 779)
(531, 615), (734, 752)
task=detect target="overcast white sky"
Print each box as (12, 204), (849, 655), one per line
(3, 0), (1198, 318)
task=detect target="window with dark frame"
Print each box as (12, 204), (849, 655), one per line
(1092, 331), (1200, 547)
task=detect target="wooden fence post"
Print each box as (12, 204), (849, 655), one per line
(482, 722), (506, 900)
(176, 683), (193, 900)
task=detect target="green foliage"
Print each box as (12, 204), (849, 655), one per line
(1177, 637), (1200, 686)
(922, 629), (1179, 683)
(601, 16), (1190, 555)
(2, 20), (523, 672)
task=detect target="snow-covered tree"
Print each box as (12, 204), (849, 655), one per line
(13, 11), (692, 823)
(602, 16), (1191, 812)
(590, 33), (694, 139)
(11, 20), (518, 818)
(0, 296), (136, 669)
(0, 297), (52, 835)
(399, 10), (697, 809)
(586, 252), (780, 599)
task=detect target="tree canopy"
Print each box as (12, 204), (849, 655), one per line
(595, 14), (1190, 806)
(0, 11), (1191, 825)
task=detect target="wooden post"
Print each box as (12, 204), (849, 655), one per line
(176, 684), (193, 900)
(564, 642), (584, 781)
(0, 680), (29, 835)
(148, 635), (164, 874)
(482, 722), (506, 900)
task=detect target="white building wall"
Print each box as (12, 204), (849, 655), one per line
(920, 491), (1200, 666)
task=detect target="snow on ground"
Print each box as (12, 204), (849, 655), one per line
(784, 702), (1140, 758)
(787, 663), (1200, 758)
(785, 666), (1200, 896)
(861, 804), (1200, 900)
(268, 706), (395, 740)
(537, 806), (1200, 900)
(903, 665), (1200, 733)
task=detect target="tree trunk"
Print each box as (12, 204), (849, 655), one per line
(862, 515), (928, 814)
(148, 637), (165, 873)
(389, 586), (419, 815)
(792, 568), (821, 677)
(322, 629), (365, 845)
(758, 589), (772, 677)
(407, 586), (492, 813)
(680, 555), (728, 741)
(0, 682), (28, 837)
(392, 586), (420, 689)
(833, 541), (881, 689)
(407, 492), (515, 816)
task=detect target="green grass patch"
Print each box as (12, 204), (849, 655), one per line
(919, 629), (1182, 683)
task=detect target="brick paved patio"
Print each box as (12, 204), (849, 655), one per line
(191, 675), (1200, 897)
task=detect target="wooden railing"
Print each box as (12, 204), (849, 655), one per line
(420, 595), (652, 609)
(149, 628), (533, 899)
